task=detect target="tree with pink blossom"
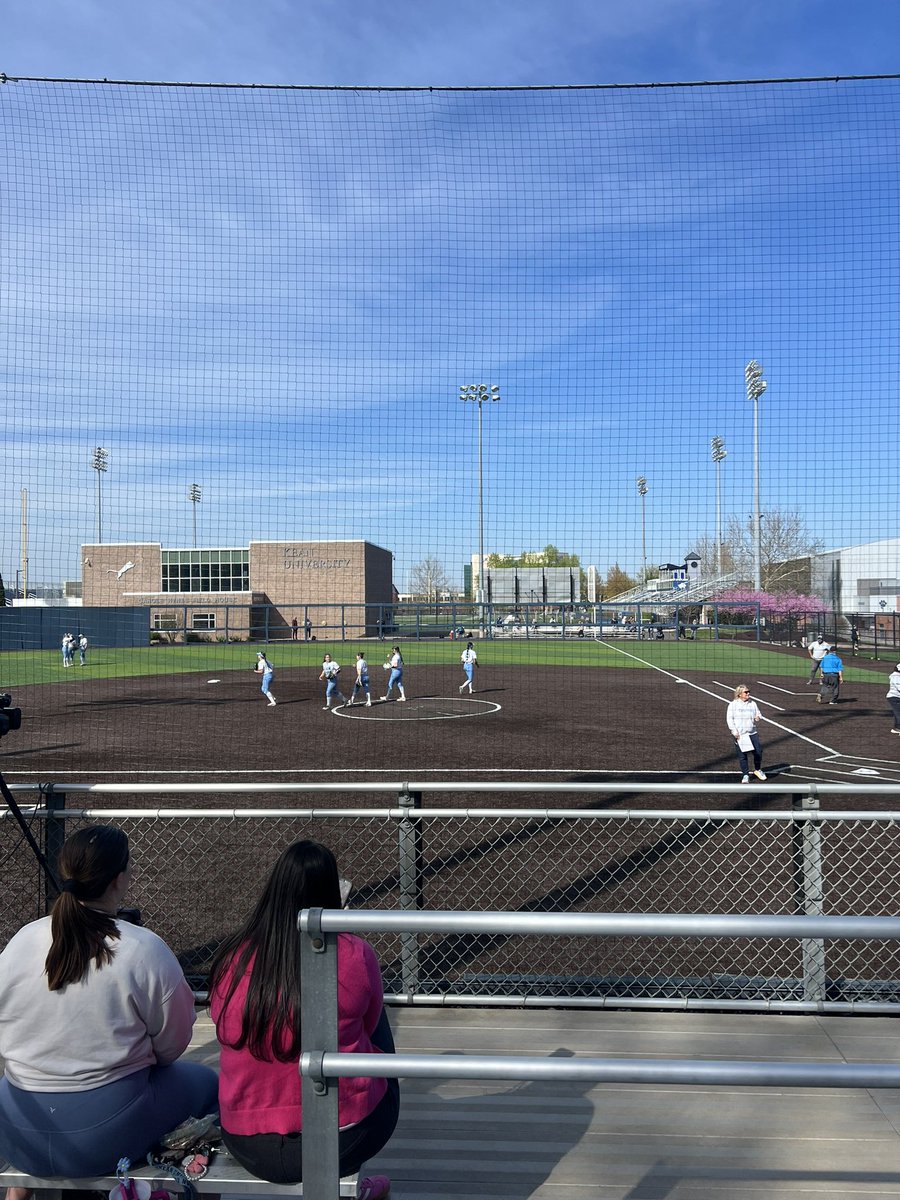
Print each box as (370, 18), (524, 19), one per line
(715, 588), (827, 618)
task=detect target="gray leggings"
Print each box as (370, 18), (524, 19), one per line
(0, 1061), (219, 1177)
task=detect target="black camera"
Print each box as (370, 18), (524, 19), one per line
(0, 694), (22, 739)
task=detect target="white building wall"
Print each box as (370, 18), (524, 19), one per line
(811, 538), (900, 612)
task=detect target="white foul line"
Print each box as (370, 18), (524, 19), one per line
(711, 681), (785, 712)
(603, 642), (838, 756)
(754, 680), (804, 697)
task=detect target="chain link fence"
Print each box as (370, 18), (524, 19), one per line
(6, 786), (900, 1009)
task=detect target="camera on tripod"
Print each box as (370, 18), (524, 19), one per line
(0, 694), (22, 739)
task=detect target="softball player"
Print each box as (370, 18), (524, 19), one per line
(349, 652), (372, 707)
(381, 647), (406, 702)
(459, 641), (478, 693)
(319, 654), (347, 710)
(255, 652), (277, 706)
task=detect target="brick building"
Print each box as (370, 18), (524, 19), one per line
(81, 540), (393, 640)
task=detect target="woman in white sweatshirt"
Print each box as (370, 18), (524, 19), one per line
(725, 684), (767, 784)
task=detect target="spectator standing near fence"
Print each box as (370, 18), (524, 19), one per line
(349, 652), (372, 707)
(887, 664), (900, 734)
(255, 651), (277, 706)
(291, 617), (298, 641)
(726, 684), (767, 784)
(0, 825), (218, 1182)
(209, 840), (397, 1197)
(817, 647), (844, 705)
(459, 641), (478, 693)
(320, 653), (347, 710)
(381, 646), (406, 702)
(806, 634), (830, 684)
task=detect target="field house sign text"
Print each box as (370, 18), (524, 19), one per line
(282, 548), (351, 570)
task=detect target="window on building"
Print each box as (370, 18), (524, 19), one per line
(152, 611), (179, 630)
(191, 612), (216, 631)
(161, 549), (250, 593)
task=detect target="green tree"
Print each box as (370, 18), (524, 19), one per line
(604, 563), (636, 598)
(488, 545), (581, 568)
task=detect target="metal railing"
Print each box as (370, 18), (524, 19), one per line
(296, 908), (900, 1200)
(7, 780), (900, 1008)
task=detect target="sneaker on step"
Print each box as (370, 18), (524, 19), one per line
(753, 769), (767, 781)
(741, 774), (750, 784)
(357, 1177), (391, 1200)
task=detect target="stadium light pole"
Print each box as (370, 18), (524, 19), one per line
(710, 437), (727, 576)
(636, 476), (648, 581)
(460, 383), (500, 626)
(92, 447), (108, 544)
(745, 361), (767, 592)
(188, 483), (202, 548)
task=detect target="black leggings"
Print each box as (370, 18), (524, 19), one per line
(222, 1009), (399, 1184)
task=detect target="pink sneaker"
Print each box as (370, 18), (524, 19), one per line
(357, 1177), (391, 1200)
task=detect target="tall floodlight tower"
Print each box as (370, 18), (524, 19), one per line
(636, 476), (648, 581)
(710, 436), (727, 576)
(189, 483), (202, 548)
(92, 447), (109, 543)
(460, 383), (500, 625)
(744, 361), (767, 592)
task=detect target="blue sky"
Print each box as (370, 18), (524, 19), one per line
(2, 2), (899, 591)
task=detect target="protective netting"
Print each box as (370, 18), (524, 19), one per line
(1, 75), (900, 766)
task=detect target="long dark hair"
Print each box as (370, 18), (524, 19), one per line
(209, 839), (342, 1062)
(45, 825), (130, 991)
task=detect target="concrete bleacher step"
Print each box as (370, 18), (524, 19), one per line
(0, 1159), (359, 1198)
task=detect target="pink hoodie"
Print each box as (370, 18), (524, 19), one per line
(211, 933), (388, 1135)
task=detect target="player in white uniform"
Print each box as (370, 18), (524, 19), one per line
(319, 654), (347, 710)
(459, 642), (478, 693)
(349, 653), (372, 707)
(255, 652), (277, 706)
(381, 647), (406, 702)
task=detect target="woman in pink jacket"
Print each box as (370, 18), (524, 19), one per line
(209, 841), (397, 1199)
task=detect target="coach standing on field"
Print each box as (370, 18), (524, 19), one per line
(726, 685), (767, 784)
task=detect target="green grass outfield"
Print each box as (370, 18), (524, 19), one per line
(0, 638), (889, 689)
